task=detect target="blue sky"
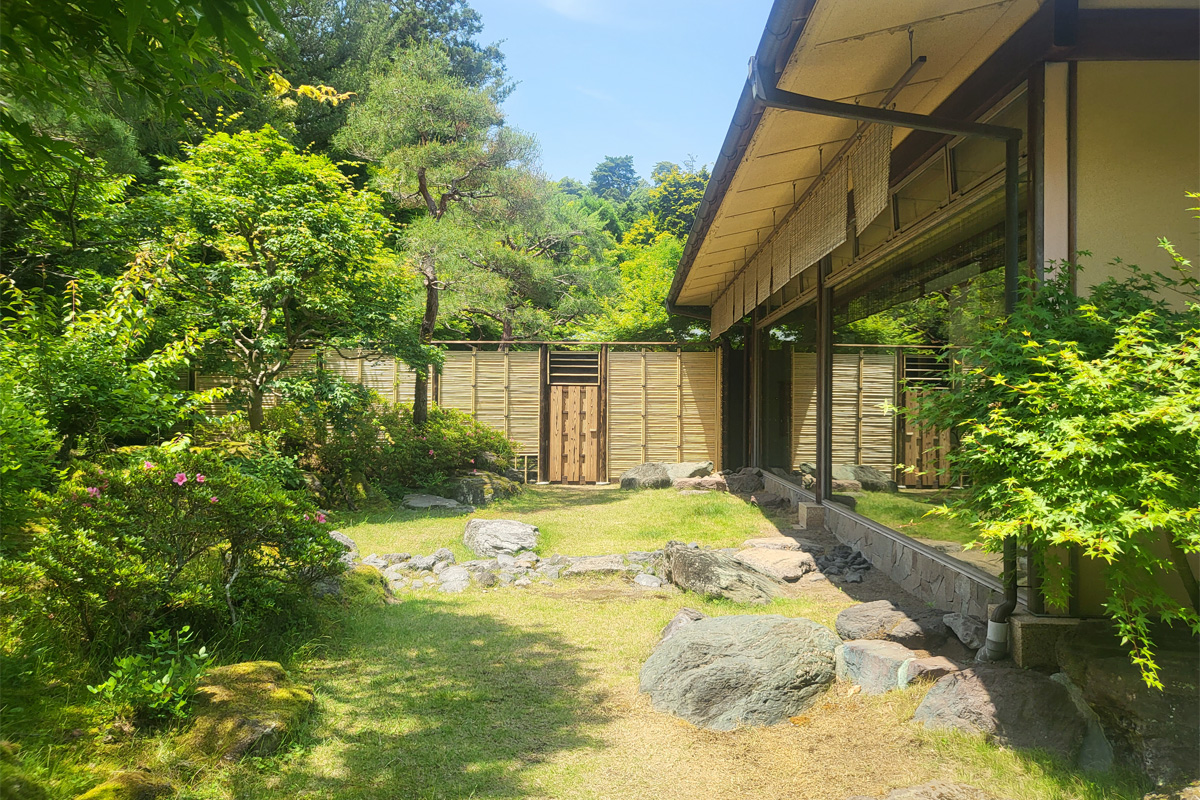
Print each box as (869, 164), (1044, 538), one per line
(470, 0), (774, 183)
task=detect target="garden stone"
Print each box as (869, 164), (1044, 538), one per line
(564, 554), (631, 575)
(182, 662), (314, 762)
(634, 573), (664, 589)
(619, 462), (672, 490)
(944, 613), (987, 650)
(380, 553), (410, 566)
(329, 531), (358, 565)
(514, 577), (532, 587)
(899, 657), (961, 687)
(639, 614), (839, 731)
(836, 640), (917, 694)
(537, 564), (563, 580)
(660, 608), (706, 642)
(744, 536), (810, 552)
(733, 547), (817, 582)
(1056, 621), (1198, 785)
(1050, 672), (1115, 773)
(496, 554), (517, 568)
(830, 479), (863, 493)
(498, 570), (516, 585)
(361, 554), (388, 570)
(403, 493), (472, 512)
(433, 547), (455, 564)
(432, 561), (448, 575)
(913, 667), (1088, 761)
(474, 451), (507, 472)
(514, 553), (539, 569)
(438, 566), (471, 593)
(464, 519), (540, 557)
(674, 476), (729, 492)
(408, 554), (438, 571)
(836, 600), (948, 649)
(448, 471), (520, 507)
(662, 543), (781, 604)
(477, 571), (498, 587)
(665, 461), (714, 482)
(831, 464), (897, 493)
(382, 565), (406, 582)
(724, 467), (764, 495)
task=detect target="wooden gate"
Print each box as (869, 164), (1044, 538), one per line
(899, 390), (953, 488)
(546, 351), (604, 484)
(548, 384), (601, 483)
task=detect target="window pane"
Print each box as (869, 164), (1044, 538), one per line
(952, 90), (1028, 192)
(893, 152), (948, 230)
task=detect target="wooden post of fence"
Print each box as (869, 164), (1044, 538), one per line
(503, 351), (511, 438)
(640, 351), (648, 464)
(538, 345), (550, 483)
(599, 344), (609, 482)
(676, 350), (684, 462)
(856, 349), (864, 465)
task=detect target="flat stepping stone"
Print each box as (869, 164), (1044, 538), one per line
(403, 493), (472, 512)
(733, 547), (817, 582)
(563, 554), (636, 575)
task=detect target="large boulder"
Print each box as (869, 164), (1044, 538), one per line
(446, 471), (520, 507)
(666, 461), (714, 482)
(639, 614), (839, 730)
(463, 519), (539, 557)
(725, 467), (764, 495)
(1056, 622), (1199, 786)
(661, 543), (782, 604)
(733, 548), (817, 582)
(619, 462), (672, 490)
(943, 612), (987, 651)
(913, 667), (1088, 761)
(835, 600), (948, 649)
(831, 464), (897, 493)
(183, 662), (315, 762)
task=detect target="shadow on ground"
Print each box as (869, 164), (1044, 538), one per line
(230, 598), (607, 799)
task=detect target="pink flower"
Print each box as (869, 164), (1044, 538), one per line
(210, 496), (218, 503)
(173, 473), (188, 486)
(97, 468), (104, 475)
(196, 474), (206, 484)
(428, 449), (434, 456)
(83, 502), (92, 508)
(144, 461), (155, 470)
(469, 459), (475, 464)
(86, 487), (100, 498)
(304, 514), (310, 521)
(316, 513), (327, 524)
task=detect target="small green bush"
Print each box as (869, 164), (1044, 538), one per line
(374, 404), (516, 494)
(88, 626), (212, 726)
(29, 445), (344, 653)
(0, 377), (60, 539)
(260, 369), (517, 501)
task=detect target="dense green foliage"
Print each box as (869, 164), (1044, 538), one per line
(907, 255), (1200, 687)
(88, 626), (212, 725)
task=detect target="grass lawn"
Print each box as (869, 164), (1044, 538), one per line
(19, 486), (1146, 800)
(853, 489), (978, 546)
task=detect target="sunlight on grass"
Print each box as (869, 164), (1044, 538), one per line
(336, 486), (779, 559)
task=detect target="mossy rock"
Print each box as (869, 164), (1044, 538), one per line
(181, 661), (314, 763)
(0, 742), (48, 800)
(74, 772), (173, 800)
(447, 471), (521, 507)
(341, 565), (389, 606)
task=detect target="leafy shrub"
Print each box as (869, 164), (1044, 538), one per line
(29, 444), (344, 653)
(374, 404), (516, 494)
(0, 376), (60, 538)
(192, 415), (306, 490)
(88, 626), (212, 726)
(906, 254), (1199, 687)
(261, 369), (517, 501)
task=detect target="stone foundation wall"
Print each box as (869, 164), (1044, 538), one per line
(761, 473), (1004, 618)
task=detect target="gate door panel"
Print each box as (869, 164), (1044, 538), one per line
(547, 352), (602, 484)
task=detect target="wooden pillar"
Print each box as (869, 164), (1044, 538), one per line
(598, 344), (609, 482)
(538, 345), (549, 483)
(815, 256), (834, 504)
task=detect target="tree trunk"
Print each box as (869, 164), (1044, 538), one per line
(500, 315), (513, 353)
(413, 267), (440, 427)
(248, 386), (265, 431)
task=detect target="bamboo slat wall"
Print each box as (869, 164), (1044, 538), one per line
(196, 349), (417, 413)
(792, 351), (897, 475)
(437, 351), (540, 453)
(606, 351), (721, 478)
